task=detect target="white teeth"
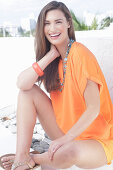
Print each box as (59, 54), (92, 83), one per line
(50, 33), (60, 37)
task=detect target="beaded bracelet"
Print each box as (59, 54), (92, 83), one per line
(32, 62), (44, 77)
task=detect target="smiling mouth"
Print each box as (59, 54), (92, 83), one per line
(50, 33), (61, 38)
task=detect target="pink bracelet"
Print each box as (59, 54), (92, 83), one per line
(32, 62), (44, 77)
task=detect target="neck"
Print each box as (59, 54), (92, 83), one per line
(55, 38), (70, 61)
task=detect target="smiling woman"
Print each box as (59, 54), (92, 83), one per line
(0, 1), (113, 170)
(44, 10), (70, 46)
(35, 2), (75, 93)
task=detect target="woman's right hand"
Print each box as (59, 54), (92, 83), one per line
(17, 44), (60, 90)
(48, 44), (60, 60)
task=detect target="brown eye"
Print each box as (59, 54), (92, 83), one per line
(44, 22), (50, 25)
(56, 21), (62, 24)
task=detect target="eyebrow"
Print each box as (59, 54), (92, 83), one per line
(45, 19), (63, 22)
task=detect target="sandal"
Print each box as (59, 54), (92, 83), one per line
(11, 155), (39, 170)
(0, 151), (40, 170)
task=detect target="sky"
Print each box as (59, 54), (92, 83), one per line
(0, 0), (113, 26)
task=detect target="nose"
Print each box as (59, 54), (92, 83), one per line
(49, 23), (56, 32)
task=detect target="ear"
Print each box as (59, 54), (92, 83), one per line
(67, 21), (71, 28)
(68, 24), (70, 28)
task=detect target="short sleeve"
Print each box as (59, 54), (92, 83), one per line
(71, 42), (103, 96)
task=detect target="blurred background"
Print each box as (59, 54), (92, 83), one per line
(0, 0), (113, 37)
(0, 0), (113, 110)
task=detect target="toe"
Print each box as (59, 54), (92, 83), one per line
(3, 163), (12, 169)
(2, 160), (13, 166)
(1, 155), (14, 163)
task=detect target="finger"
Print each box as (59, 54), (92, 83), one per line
(48, 148), (51, 160)
(48, 145), (56, 160)
(51, 145), (60, 160)
(48, 145), (53, 160)
(50, 145), (59, 160)
(49, 147), (55, 160)
(50, 150), (55, 160)
(53, 145), (59, 153)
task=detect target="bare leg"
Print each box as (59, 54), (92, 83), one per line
(32, 139), (107, 169)
(2, 84), (64, 169)
(1, 85), (107, 169)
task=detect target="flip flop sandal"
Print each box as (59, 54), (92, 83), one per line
(0, 151), (40, 169)
(11, 157), (39, 170)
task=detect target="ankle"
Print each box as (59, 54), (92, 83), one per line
(15, 152), (30, 162)
(11, 156), (35, 170)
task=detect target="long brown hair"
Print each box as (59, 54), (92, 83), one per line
(35, 1), (76, 93)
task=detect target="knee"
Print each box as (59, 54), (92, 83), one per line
(53, 141), (86, 169)
(63, 142), (87, 168)
(17, 85), (44, 109)
(53, 142), (77, 169)
(18, 84), (39, 98)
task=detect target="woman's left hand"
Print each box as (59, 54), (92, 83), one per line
(48, 134), (73, 160)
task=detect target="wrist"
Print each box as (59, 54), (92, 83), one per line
(32, 62), (44, 77)
(65, 132), (75, 140)
(47, 50), (57, 61)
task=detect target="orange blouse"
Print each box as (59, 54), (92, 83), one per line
(50, 42), (113, 142)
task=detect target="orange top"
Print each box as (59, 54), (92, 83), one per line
(50, 42), (113, 142)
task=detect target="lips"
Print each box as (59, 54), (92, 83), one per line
(49, 33), (61, 38)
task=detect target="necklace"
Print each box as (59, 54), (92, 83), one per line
(58, 39), (74, 92)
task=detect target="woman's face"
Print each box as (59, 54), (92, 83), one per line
(44, 9), (70, 46)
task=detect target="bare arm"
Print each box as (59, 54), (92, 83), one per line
(17, 45), (60, 90)
(66, 79), (100, 139)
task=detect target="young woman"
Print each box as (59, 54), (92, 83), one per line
(0, 1), (113, 170)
